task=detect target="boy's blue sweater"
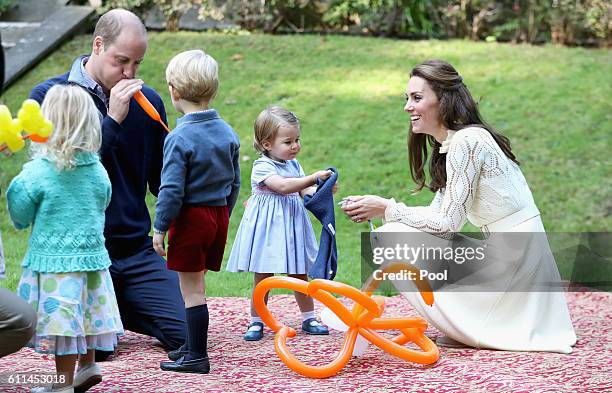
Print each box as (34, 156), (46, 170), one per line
(30, 57), (167, 249)
(154, 110), (240, 232)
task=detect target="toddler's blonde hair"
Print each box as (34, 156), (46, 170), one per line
(33, 84), (101, 169)
(253, 106), (300, 154)
(166, 49), (219, 103)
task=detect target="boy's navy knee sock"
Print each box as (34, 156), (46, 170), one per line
(184, 304), (209, 361)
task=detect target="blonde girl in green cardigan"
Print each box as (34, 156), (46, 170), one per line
(7, 84), (123, 393)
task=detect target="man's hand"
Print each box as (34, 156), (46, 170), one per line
(153, 231), (166, 257)
(108, 79), (144, 124)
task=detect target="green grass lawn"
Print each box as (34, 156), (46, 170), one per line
(1, 33), (610, 295)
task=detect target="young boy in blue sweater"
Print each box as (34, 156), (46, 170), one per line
(153, 49), (241, 374)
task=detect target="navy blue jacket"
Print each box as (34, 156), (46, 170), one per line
(30, 56), (167, 254)
(304, 168), (338, 280)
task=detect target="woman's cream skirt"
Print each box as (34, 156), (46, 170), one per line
(373, 216), (577, 353)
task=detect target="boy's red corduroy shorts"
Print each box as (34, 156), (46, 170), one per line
(167, 205), (229, 272)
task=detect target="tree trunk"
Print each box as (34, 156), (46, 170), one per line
(460, 0), (469, 38)
(385, 1), (402, 37)
(471, 7), (488, 40)
(512, 0), (526, 43)
(165, 11), (181, 32)
(267, 14), (285, 33)
(527, 0), (536, 43)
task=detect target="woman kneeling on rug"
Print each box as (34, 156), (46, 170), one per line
(341, 59), (576, 354)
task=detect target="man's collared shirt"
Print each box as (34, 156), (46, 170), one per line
(67, 55), (109, 108)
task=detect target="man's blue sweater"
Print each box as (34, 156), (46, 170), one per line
(30, 56), (167, 252)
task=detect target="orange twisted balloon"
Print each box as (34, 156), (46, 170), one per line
(133, 90), (171, 133)
(253, 262), (439, 378)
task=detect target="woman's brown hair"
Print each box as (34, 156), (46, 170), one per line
(408, 59), (519, 192)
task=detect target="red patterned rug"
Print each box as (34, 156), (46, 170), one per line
(1, 291), (610, 392)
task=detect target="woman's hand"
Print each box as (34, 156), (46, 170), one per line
(340, 195), (390, 223)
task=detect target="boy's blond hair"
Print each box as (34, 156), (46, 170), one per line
(166, 50), (219, 103)
(33, 84), (101, 170)
(253, 106), (300, 154)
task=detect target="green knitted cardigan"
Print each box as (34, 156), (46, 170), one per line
(7, 152), (112, 273)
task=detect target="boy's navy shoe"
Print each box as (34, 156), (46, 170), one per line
(160, 356), (210, 374)
(302, 318), (329, 335)
(167, 344), (189, 361)
(243, 322), (264, 341)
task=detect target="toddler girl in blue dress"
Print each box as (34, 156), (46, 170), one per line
(227, 105), (332, 341)
(7, 85), (123, 393)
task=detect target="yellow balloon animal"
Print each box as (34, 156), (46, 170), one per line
(0, 99), (53, 153)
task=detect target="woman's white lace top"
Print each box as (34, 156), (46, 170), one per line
(385, 127), (536, 235)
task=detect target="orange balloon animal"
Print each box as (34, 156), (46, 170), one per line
(252, 262), (439, 378)
(133, 90), (171, 133)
